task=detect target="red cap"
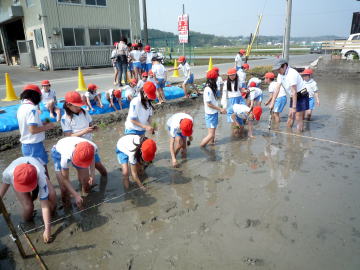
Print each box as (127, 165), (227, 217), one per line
(148, 70), (154, 76)
(212, 66), (219, 73)
(87, 84), (98, 90)
(114, 42), (118, 47)
(143, 81), (156, 100)
(206, 69), (218, 79)
(265, 72), (275, 79)
(113, 89), (121, 98)
(65, 91), (85, 107)
(41, 80), (51, 86)
(239, 49), (246, 54)
(142, 72), (148, 77)
(249, 81), (257, 87)
(145, 45), (151, 52)
(132, 43), (137, 48)
(301, 69), (313, 75)
(253, 106), (262, 121)
(141, 139), (157, 162)
(13, 163), (38, 193)
(180, 118), (193, 137)
(242, 63), (250, 70)
(178, 56), (186, 63)
(227, 68), (237, 75)
(241, 92), (247, 98)
(129, 78), (137, 86)
(23, 84), (41, 95)
(72, 142), (95, 168)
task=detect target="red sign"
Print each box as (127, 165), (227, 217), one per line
(178, 14), (189, 44)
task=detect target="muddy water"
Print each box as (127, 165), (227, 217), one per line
(1, 74), (360, 270)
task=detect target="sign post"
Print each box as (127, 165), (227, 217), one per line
(178, 7), (189, 56)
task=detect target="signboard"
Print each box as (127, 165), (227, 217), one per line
(178, 14), (189, 44)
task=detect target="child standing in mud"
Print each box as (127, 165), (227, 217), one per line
(166, 113), (194, 167)
(61, 91), (107, 177)
(115, 136), (157, 191)
(200, 69), (226, 147)
(301, 69), (320, 121)
(230, 104), (262, 138)
(124, 81), (156, 135)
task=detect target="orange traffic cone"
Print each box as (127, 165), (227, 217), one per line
(172, 59), (179, 77)
(76, 67), (87, 91)
(2, 73), (18, 101)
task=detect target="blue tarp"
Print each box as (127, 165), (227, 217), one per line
(0, 86), (184, 133)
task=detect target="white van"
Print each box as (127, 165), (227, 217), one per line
(341, 33), (360, 59)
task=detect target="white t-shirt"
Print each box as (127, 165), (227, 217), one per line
(54, 137), (97, 170)
(237, 69), (246, 84)
(178, 62), (192, 79)
(147, 77), (156, 85)
(85, 91), (97, 100)
(123, 85), (136, 98)
(41, 89), (56, 105)
(248, 87), (263, 101)
(166, 113), (193, 138)
(222, 80), (242, 98)
(17, 100), (45, 144)
(136, 80), (145, 93)
(125, 96), (153, 131)
(304, 79), (318, 98)
(232, 104), (250, 120)
(107, 89), (116, 99)
(277, 67), (305, 95)
(151, 63), (167, 79)
(268, 81), (286, 98)
(203, 86), (219, 115)
(248, 77), (262, 87)
(216, 76), (224, 91)
(116, 135), (141, 165)
(146, 52), (153, 64)
(130, 50), (141, 62)
(2, 157), (49, 200)
(235, 54), (243, 67)
(61, 110), (93, 140)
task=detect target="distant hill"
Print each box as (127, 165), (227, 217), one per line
(142, 29), (343, 47)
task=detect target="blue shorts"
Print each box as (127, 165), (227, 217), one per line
(156, 78), (165, 89)
(141, 63), (146, 71)
(226, 96), (245, 122)
(184, 74), (194, 84)
(145, 63), (152, 72)
(253, 94), (263, 103)
(22, 142), (48, 165)
(227, 107), (244, 126)
(133, 62), (142, 69)
(95, 152), (101, 163)
(90, 99), (97, 106)
(236, 66), (241, 71)
(309, 97), (315, 110)
(124, 129), (145, 135)
(290, 93), (309, 112)
(167, 126), (186, 139)
(115, 149), (129, 164)
(205, 113), (218, 128)
(128, 62), (134, 71)
(273, 96), (287, 113)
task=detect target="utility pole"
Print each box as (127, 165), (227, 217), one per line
(142, 0), (148, 44)
(182, 4), (185, 56)
(282, 0), (292, 61)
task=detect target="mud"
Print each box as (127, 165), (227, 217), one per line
(1, 74), (360, 270)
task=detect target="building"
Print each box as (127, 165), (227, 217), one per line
(0, 0), (141, 70)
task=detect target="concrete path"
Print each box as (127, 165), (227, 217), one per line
(0, 54), (318, 107)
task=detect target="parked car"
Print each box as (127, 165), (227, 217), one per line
(310, 43), (324, 54)
(341, 33), (360, 59)
(0, 54), (5, 64)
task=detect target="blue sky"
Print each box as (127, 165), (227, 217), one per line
(142, 0), (360, 37)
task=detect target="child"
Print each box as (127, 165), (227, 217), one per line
(264, 72), (287, 123)
(237, 63), (249, 88)
(200, 70), (226, 147)
(174, 56), (198, 98)
(151, 56), (167, 104)
(124, 81), (156, 135)
(221, 68), (246, 125)
(17, 85), (55, 175)
(116, 136), (157, 191)
(301, 69), (320, 121)
(40, 80), (61, 122)
(213, 67), (223, 96)
(111, 42), (119, 85)
(136, 72), (148, 94)
(147, 70), (156, 84)
(106, 89), (122, 111)
(130, 43), (142, 80)
(138, 43), (147, 73)
(248, 77), (262, 88)
(51, 137), (97, 207)
(247, 81), (263, 109)
(0, 157), (57, 243)
(235, 49), (246, 70)
(123, 78), (138, 101)
(127, 42), (135, 80)
(84, 84), (103, 111)
(166, 113), (193, 167)
(61, 91), (107, 177)
(144, 45), (153, 72)
(231, 104), (262, 138)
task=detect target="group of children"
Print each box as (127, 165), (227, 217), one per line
(0, 53), (320, 244)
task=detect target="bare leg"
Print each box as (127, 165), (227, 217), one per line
(55, 171), (71, 207)
(121, 163), (130, 189)
(273, 112), (281, 123)
(296, 111), (305, 132)
(77, 168), (91, 195)
(95, 161), (107, 176)
(14, 191), (34, 221)
(200, 128), (216, 147)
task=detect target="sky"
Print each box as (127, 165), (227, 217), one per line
(142, 0), (360, 37)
